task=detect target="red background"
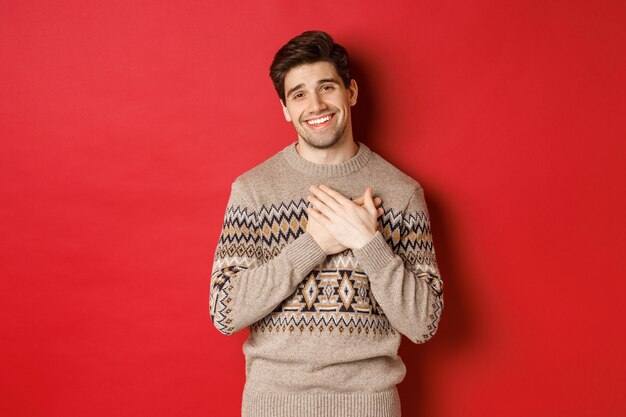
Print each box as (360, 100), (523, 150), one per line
(1, 1), (625, 416)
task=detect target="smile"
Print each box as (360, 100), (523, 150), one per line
(305, 114), (334, 127)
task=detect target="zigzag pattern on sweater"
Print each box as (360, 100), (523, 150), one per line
(210, 205), (259, 334)
(256, 199), (442, 294)
(250, 310), (396, 335)
(211, 199), (443, 338)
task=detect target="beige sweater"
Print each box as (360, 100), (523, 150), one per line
(210, 141), (444, 417)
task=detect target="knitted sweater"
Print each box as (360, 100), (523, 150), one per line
(209, 141), (444, 417)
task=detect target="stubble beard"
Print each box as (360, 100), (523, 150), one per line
(295, 113), (348, 150)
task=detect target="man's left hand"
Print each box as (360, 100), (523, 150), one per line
(306, 184), (380, 250)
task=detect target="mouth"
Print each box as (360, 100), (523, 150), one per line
(304, 113), (335, 130)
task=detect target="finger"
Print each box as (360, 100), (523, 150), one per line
(353, 196), (382, 207)
(315, 184), (353, 206)
(309, 185), (344, 212)
(364, 187), (376, 212)
(307, 194), (337, 220)
(306, 207), (331, 227)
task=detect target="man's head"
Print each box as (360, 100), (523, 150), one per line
(270, 31), (358, 149)
(270, 31), (351, 104)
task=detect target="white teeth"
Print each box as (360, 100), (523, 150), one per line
(306, 115), (332, 125)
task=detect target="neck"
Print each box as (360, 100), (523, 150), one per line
(295, 137), (359, 165)
(282, 140), (371, 178)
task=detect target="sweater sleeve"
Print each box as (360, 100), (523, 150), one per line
(351, 186), (444, 344)
(209, 179), (327, 335)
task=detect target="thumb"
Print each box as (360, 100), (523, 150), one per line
(352, 195), (364, 205)
(364, 187), (376, 212)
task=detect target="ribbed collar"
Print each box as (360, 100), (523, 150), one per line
(280, 141), (372, 178)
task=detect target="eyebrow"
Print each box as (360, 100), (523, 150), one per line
(286, 78), (340, 98)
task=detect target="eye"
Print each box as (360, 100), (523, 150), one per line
(292, 92), (304, 100)
(321, 84), (335, 92)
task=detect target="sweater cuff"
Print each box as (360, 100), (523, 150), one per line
(285, 231), (327, 275)
(352, 231), (396, 274)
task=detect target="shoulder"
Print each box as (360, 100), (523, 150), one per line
(234, 149), (284, 185)
(365, 149), (432, 214)
(230, 149), (287, 206)
(367, 148), (423, 194)
(354, 144), (431, 213)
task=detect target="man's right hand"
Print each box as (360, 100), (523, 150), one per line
(306, 188), (384, 255)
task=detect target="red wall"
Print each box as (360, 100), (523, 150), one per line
(1, 1), (624, 416)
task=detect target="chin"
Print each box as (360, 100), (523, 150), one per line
(299, 128), (346, 150)
(303, 136), (342, 149)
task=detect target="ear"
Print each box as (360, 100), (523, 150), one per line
(348, 79), (358, 106)
(281, 100), (292, 122)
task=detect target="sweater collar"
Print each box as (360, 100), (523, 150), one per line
(281, 141), (372, 178)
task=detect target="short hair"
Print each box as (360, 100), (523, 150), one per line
(270, 31), (351, 103)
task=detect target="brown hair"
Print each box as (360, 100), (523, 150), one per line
(270, 31), (351, 103)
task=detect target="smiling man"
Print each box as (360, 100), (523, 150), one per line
(281, 60), (356, 151)
(209, 31), (444, 417)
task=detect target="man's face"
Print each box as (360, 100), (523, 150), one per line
(281, 61), (358, 149)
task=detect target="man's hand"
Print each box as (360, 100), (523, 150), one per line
(306, 184), (382, 255)
(305, 188), (383, 255)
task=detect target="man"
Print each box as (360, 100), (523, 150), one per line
(209, 31), (444, 417)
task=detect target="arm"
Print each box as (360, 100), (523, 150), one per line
(352, 186), (444, 344)
(209, 179), (327, 335)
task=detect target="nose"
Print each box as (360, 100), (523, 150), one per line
(308, 92), (327, 113)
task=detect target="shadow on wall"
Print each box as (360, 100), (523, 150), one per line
(350, 54), (486, 417)
(350, 56), (377, 143)
(399, 194), (483, 417)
